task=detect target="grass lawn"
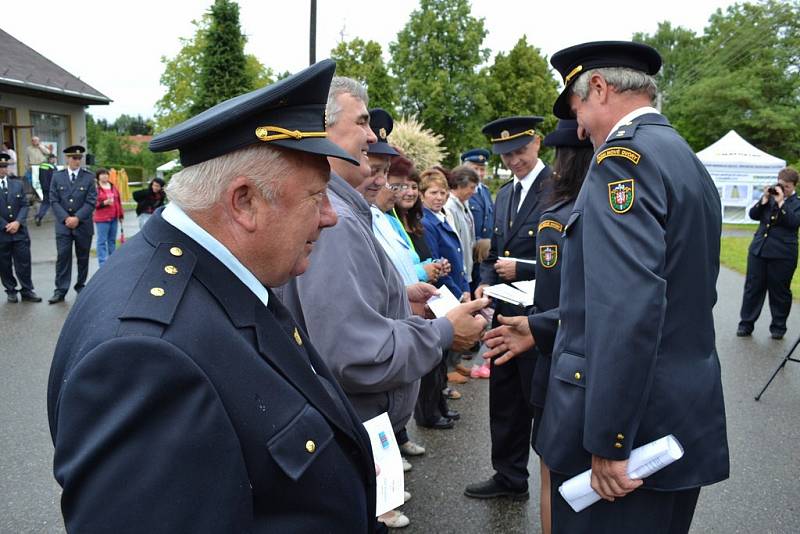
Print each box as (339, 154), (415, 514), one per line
(720, 236), (800, 298)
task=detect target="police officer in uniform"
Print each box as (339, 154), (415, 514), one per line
(35, 152), (58, 225)
(737, 167), (800, 339)
(1, 154), (41, 302)
(48, 145), (96, 303)
(463, 148), (493, 291)
(48, 59), (380, 533)
(537, 41), (729, 533)
(465, 116), (555, 500)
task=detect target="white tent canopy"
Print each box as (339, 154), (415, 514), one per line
(156, 159), (181, 179)
(697, 130), (786, 224)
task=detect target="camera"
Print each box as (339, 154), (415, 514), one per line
(768, 184), (782, 195)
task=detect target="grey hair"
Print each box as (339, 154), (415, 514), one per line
(571, 67), (658, 103)
(325, 77), (369, 127)
(166, 144), (290, 212)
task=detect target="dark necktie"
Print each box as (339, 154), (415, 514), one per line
(509, 182), (523, 228)
(1, 179), (6, 195)
(70, 172), (76, 183)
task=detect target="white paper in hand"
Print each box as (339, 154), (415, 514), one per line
(363, 412), (405, 516)
(426, 285), (461, 318)
(558, 434), (684, 513)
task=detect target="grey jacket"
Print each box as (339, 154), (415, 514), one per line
(277, 173), (453, 431)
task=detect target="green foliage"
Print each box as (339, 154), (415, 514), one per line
(720, 235), (800, 298)
(635, 0), (800, 164)
(331, 38), (398, 111)
(390, 0), (490, 167)
(390, 116), (447, 171)
(190, 0), (252, 115)
(154, 11), (274, 132)
(87, 114), (175, 176)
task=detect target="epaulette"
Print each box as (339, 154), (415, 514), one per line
(607, 120), (640, 141)
(118, 243), (197, 333)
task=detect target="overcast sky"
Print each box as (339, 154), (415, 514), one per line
(3, 0), (737, 121)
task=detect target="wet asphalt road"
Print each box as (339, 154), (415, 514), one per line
(1, 212), (798, 533)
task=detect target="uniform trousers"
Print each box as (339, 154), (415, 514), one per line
(36, 196), (51, 221)
(739, 252), (798, 335)
(55, 232), (91, 294)
(0, 239), (34, 295)
(489, 325), (537, 491)
(550, 471), (700, 534)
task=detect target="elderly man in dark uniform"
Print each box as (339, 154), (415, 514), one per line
(737, 167), (800, 339)
(465, 116), (554, 500)
(1, 154), (41, 302)
(48, 145), (96, 303)
(536, 41), (729, 533)
(48, 60), (380, 533)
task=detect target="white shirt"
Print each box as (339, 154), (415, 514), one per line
(606, 106), (660, 142)
(513, 158), (546, 211)
(162, 203), (270, 307)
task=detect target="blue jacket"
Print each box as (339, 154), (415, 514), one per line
(422, 207), (470, 296)
(469, 182), (494, 239)
(0, 177), (30, 242)
(748, 194), (800, 259)
(50, 168), (96, 237)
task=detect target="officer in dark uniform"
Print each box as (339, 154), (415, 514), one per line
(482, 119), (594, 534)
(463, 148), (493, 291)
(1, 154), (41, 302)
(465, 116), (555, 500)
(737, 167), (800, 339)
(537, 41), (729, 533)
(48, 59), (380, 533)
(35, 152), (58, 225)
(48, 145), (96, 303)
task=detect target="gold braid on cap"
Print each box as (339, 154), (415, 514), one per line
(490, 129), (536, 143)
(564, 65), (583, 85)
(255, 126), (328, 142)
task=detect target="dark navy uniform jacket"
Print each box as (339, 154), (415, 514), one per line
(49, 168), (96, 237)
(0, 178), (30, 242)
(48, 212), (377, 533)
(422, 207), (470, 295)
(480, 165), (554, 285)
(536, 113), (730, 490)
(469, 183), (494, 239)
(526, 198), (573, 409)
(748, 194), (800, 259)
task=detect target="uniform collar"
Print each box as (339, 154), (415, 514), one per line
(162, 203), (269, 307)
(514, 158), (545, 196)
(606, 106), (660, 141)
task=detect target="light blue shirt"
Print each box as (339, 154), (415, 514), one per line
(162, 203), (269, 307)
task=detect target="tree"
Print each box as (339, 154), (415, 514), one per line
(330, 38), (397, 111)
(86, 114), (175, 176)
(154, 12), (274, 132)
(483, 35), (560, 142)
(390, 0), (490, 166)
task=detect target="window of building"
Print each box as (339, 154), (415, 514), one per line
(30, 111), (69, 165)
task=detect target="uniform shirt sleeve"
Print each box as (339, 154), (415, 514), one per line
(51, 336), (252, 533)
(50, 175), (69, 221)
(581, 145), (668, 460)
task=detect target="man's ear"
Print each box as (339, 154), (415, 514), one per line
(227, 176), (259, 232)
(591, 73), (610, 104)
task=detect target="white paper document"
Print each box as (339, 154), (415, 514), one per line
(362, 412), (405, 516)
(426, 285), (461, 318)
(506, 256), (537, 265)
(558, 434), (685, 513)
(483, 280), (536, 307)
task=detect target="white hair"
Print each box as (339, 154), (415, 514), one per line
(571, 67), (658, 103)
(325, 76), (369, 127)
(166, 144), (290, 212)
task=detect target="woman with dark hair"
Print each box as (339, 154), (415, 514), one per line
(93, 168), (124, 267)
(483, 119), (593, 534)
(132, 178), (167, 229)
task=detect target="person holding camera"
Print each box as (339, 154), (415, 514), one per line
(738, 167), (800, 339)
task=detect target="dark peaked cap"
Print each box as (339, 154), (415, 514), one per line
(368, 108), (399, 157)
(149, 59), (358, 167)
(481, 116), (543, 155)
(543, 119), (592, 148)
(550, 41), (662, 119)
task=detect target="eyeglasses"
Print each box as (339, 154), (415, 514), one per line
(386, 183), (411, 192)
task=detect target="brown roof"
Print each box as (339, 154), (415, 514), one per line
(0, 28), (111, 105)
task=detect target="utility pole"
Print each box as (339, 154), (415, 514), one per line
(309, 0), (317, 65)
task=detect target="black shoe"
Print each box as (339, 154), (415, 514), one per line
(464, 478), (529, 500)
(20, 292), (42, 303)
(771, 331), (785, 340)
(7, 293), (18, 303)
(418, 416), (454, 430)
(48, 292), (66, 304)
(444, 409), (460, 421)
(35, 217), (41, 226)
(74, 284), (85, 294)
(736, 327), (752, 337)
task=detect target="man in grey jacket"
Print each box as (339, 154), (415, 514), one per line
(278, 77), (487, 437)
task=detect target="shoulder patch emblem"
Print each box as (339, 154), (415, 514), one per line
(596, 147), (641, 166)
(608, 179), (635, 214)
(539, 244), (558, 268)
(538, 219), (563, 233)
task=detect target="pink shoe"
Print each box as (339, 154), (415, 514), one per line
(470, 364), (491, 379)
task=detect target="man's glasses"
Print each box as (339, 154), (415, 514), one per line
(386, 183), (411, 192)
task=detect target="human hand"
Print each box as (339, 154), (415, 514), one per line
(423, 262), (442, 282)
(446, 297), (490, 352)
(483, 314), (535, 365)
(474, 284), (488, 299)
(590, 455), (642, 501)
(461, 291), (471, 303)
(495, 259), (517, 281)
(65, 216), (80, 229)
(406, 282), (438, 305)
(774, 185), (786, 206)
(439, 258), (452, 276)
